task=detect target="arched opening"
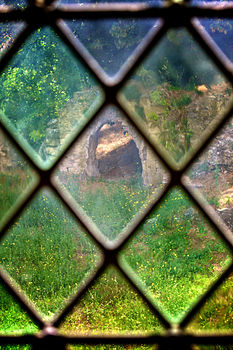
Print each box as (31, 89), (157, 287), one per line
(87, 120), (143, 180)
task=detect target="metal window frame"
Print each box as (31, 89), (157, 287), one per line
(0, 0), (233, 348)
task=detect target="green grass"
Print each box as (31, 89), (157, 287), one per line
(59, 174), (161, 241)
(0, 175), (232, 350)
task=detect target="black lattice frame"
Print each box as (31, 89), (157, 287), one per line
(0, 0), (233, 349)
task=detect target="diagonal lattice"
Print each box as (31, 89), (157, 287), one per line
(59, 265), (164, 335)
(119, 187), (232, 323)
(118, 28), (233, 169)
(0, 188), (102, 321)
(53, 105), (170, 243)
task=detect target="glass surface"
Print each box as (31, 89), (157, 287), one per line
(196, 18), (233, 63)
(0, 0), (27, 8)
(60, 265), (163, 335)
(0, 282), (38, 334)
(53, 105), (170, 243)
(0, 127), (38, 230)
(0, 22), (25, 59)
(183, 117), (233, 232)
(186, 274), (233, 333)
(118, 28), (233, 168)
(0, 26), (104, 169)
(64, 18), (158, 77)
(0, 188), (102, 321)
(120, 187), (232, 323)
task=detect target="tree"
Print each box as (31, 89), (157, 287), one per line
(0, 26), (96, 152)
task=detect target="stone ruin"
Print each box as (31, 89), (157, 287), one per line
(58, 105), (164, 186)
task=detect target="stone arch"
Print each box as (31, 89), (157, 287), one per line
(85, 107), (147, 182)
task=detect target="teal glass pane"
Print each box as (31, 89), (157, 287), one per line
(53, 105), (169, 243)
(184, 116), (233, 232)
(0, 188), (102, 321)
(120, 187), (232, 323)
(118, 28), (233, 168)
(0, 26), (104, 169)
(0, 22), (25, 59)
(60, 266), (163, 335)
(0, 127), (39, 230)
(0, 282), (38, 334)
(64, 18), (158, 77)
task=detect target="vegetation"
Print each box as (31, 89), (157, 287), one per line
(0, 9), (232, 350)
(0, 177), (232, 350)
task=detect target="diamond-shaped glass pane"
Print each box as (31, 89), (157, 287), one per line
(0, 282), (38, 334)
(196, 18), (233, 63)
(120, 187), (232, 323)
(0, 22), (25, 58)
(0, 127), (38, 229)
(53, 105), (169, 243)
(184, 117), (233, 232)
(186, 274), (233, 333)
(59, 266), (163, 335)
(118, 28), (233, 168)
(0, 26), (104, 169)
(64, 18), (158, 77)
(0, 188), (102, 320)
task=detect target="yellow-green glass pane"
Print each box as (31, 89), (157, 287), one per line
(60, 266), (163, 335)
(0, 188), (102, 321)
(118, 28), (233, 168)
(0, 282), (38, 334)
(187, 274), (233, 333)
(53, 105), (169, 243)
(120, 187), (232, 323)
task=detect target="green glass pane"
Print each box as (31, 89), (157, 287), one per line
(0, 127), (39, 230)
(53, 105), (169, 242)
(196, 18), (233, 63)
(0, 188), (102, 321)
(0, 22), (25, 58)
(120, 187), (232, 323)
(186, 274), (233, 333)
(0, 26), (104, 169)
(0, 282), (38, 334)
(184, 117), (233, 232)
(118, 28), (233, 168)
(60, 266), (163, 335)
(64, 18), (158, 77)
